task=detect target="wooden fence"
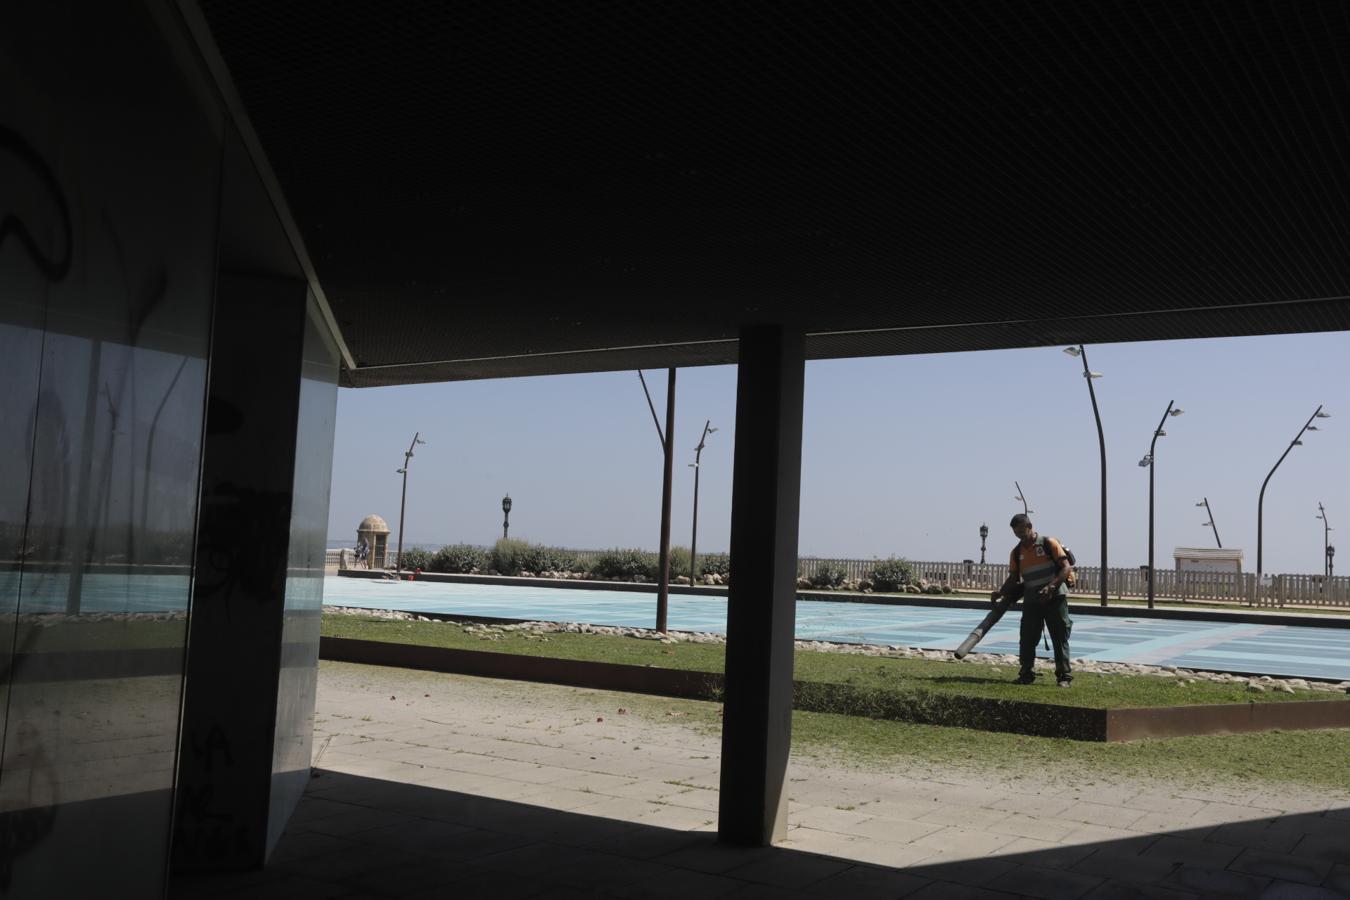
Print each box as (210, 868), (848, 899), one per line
(797, 556), (1350, 608)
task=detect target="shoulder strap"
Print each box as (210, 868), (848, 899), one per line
(1041, 535), (1066, 562)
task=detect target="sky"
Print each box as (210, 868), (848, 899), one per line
(327, 332), (1346, 575)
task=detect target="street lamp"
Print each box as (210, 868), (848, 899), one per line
(1139, 402), (1183, 609)
(1316, 503), (1333, 578)
(395, 431), (426, 577)
(1064, 345), (1109, 607)
(1328, 544), (1336, 579)
(688, 420), (717, 582)
(979, 522), (989, 565)
(1196, 498), (1222, 548)
(1013, 482), (1033, 516)
(1257, 406), (1329, 574)
(502, 494), (512, 541)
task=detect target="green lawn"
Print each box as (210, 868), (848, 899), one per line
(320, 613), (1343, 709)
(607, 689), (1350, 792)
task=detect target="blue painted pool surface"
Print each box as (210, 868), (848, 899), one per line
(323, 576), (1350, 682)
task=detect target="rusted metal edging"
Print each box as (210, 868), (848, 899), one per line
(1104, 700), (1350, 741)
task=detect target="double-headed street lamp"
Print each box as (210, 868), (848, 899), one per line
(1138, 401), (1184, 609)
(395, 431), (426, 576)
(1317, 503), (1333, 578)
(1064, 345), (1109, 607)
(979, 522), (989, 565)
(688, 420), (717, 582)
(502, 494), (512, 540)
(1196, 498), (1222, 548)
(1257, 406), (1329, 574)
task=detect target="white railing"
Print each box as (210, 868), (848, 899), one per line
(325, 545), (1350, 608)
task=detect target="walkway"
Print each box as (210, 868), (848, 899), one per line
(172, 661), (1350, 899)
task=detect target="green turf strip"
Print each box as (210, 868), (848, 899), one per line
(320, 614), (1345, 709)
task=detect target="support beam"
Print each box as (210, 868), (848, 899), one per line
(173, 275), (338, 870)
(717, 325), (805, 845)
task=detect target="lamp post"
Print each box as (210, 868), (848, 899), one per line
(1196, 497), (1222, 548)
(1316, 503), (1332, 578)
(979, 522), (989, 565)
(1328, 544), (1335, 579)
(1138, 401), (1183, 609)
(638, 369), (677, 632)
(1064, 345), (1109, 607)
(395, 431), (426, 577)
(1257, 406), (1329, 574)
(688, 420), (717, 582)
(1013, 482), (1033, 516)
(502, 494), (512, 541)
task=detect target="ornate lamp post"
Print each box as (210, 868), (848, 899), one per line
(1138, 402), (1184, 609)
(502, 494), (512, 540)
(1064, 346), (1109, 606)
(395, 431), (426, 577)
(1328, 544), (1336, 579)
(1257, 406), (1329, 574)
(979, 522), (988, 565)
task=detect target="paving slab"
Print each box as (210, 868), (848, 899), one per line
(169, 661), (1350, 899)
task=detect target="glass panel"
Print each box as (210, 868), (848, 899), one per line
(267, 292), (340, 852)
(0, 1), (222, 895)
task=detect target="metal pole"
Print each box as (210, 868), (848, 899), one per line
(1146, 401), (1174, 610)
(690, 455), (701, 582)
(1076, 345), (1110, 607)
(656, 369), (676, 632)
(395, 431), (423, 577)
(979, 525), (987, 565)
(1319, 503), (1330, 578)
(1257, 405), (1324, 574)
(1201, 497), (1222, 548)
(396, 467), (409, 575)
(690, 419), (711, 582)
(1014, 481), (1030, 516)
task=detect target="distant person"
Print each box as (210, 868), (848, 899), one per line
(992, 513), (1073, 686)
(356, 537), (370, 568)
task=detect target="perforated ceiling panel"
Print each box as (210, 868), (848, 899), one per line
(197, 1), (1350, 386)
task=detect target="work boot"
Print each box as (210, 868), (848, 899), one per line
(1015, 671), (1036, 685)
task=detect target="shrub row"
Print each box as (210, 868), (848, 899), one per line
(397, 546), (925, 592)
(395, 541), (729, 583)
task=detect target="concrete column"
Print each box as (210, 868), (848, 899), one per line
(172, 275), (312, 871)
(717, 324), (805, 845)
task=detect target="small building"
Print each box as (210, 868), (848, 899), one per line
(357, 514), (391, 569)
(1174, 547), (1243, 574)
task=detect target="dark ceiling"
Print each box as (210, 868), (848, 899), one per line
(197, 1), (1350, 387)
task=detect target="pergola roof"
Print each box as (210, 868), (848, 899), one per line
(196, 1), (1350, 387)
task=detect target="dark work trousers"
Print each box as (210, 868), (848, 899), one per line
(1019, 593), (1073, 681)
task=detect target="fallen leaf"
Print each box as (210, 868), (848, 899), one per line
(617, 708), (628, 715)
(596, 716), (604, 723)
